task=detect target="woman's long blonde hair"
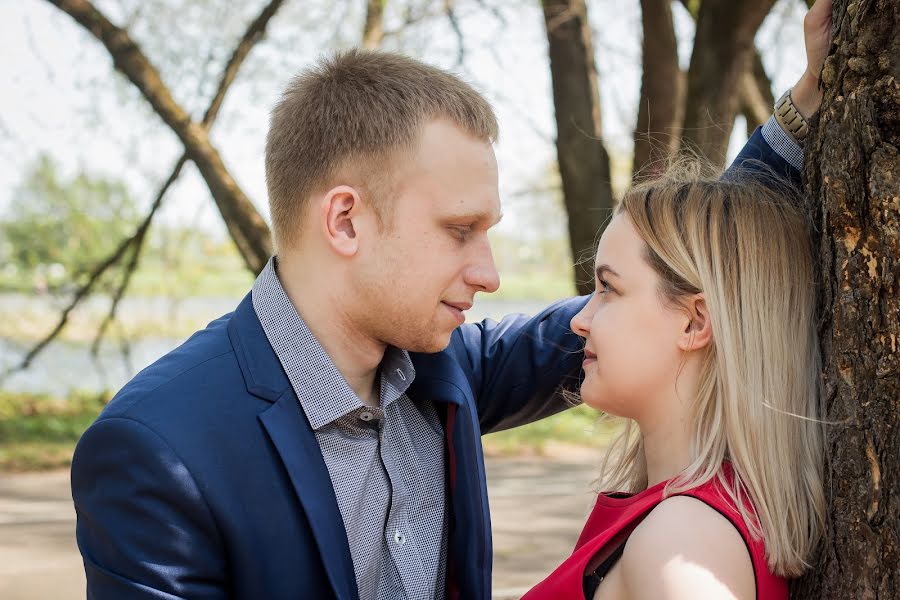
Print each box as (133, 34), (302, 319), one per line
(595, 165), (825, 577)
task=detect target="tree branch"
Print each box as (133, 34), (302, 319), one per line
(44, 0), (278, 273)
(87, 0), (288, 355)
(1, 0), (287, 382)
(444, 0), (466, 68)
(739, 50), (775, 135)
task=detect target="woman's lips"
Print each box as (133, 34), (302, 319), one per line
(583, 349), (597, 367)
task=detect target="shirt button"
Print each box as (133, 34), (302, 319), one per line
(395, 368), (407, 382)
(359, 411), (374, 422)
(394, 530), (406, 546)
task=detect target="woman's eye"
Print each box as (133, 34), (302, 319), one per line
(596, 278), (611, 294)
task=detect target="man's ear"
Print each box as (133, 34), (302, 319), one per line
(677, 294), (713, 352)
(318, 185), (365, 257)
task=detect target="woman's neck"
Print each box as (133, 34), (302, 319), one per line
(639, 359), (702, 488)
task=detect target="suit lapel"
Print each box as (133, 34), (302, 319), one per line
(259, 393), (358, 600)
(409, 353), (492, 600)
(229, 294), (357, 600)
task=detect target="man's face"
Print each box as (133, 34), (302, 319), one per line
(354, 119), (502, 353)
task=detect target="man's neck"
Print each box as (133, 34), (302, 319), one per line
(276, 255), (385, 407)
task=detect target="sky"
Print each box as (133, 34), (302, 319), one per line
(0, 0), (809, 242)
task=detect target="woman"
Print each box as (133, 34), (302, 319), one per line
(522, 170), (826, 599)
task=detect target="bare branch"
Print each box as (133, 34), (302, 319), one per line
(88, 155), (184, 357)
(90, 0), (289, 355)
(0, 220), (137, 381)
(472, 0), (507, 28)
(1, 0), (287, 381)
(44, 0), (275, 273)
(739, 50), (775, 135)
(203, 0), (288, 127)
(443, 0), (466, 68)
(382, 3), (441, 38)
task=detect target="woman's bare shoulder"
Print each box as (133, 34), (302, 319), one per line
(616, 495), (755, 600)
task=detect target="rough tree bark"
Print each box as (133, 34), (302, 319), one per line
(632, 0), (682, 182)
(46, 0), (275, 275)
(680, 0), (776, 166)
(792, 1), (899, 598)
(542, 0), (615, 295)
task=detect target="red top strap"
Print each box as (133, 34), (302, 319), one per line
(523, 465), (787, 599)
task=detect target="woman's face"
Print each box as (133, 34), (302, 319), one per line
(570, 213), (690, 421)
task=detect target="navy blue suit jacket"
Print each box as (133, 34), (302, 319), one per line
(71, 127), (800, 600)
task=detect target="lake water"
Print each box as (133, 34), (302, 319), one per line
(1, 294), (552, 397)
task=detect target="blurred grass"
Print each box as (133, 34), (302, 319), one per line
(482, 404), (618, 457)
(0, 390), (110, 471)
(0, 391), (616, 471)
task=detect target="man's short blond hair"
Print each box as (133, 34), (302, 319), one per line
(265, 50), (498, 250)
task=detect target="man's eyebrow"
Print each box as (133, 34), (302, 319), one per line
(445, 210), (503, 226)
(595, 264), (621, 279)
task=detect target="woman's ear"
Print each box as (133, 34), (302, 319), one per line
(678, 294), (712, 352)
(318, 185), (364, 257)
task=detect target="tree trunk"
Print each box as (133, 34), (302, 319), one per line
(680, 0), (776, 166)
(632, 0), (682, 182)
(792, 1), (899, 598)
(362, 0), (386, 50)
(542, 0), (615, 295)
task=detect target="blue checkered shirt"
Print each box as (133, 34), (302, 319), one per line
(252, 258), (447, 600)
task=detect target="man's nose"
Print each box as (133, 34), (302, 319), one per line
(467, 239), (500, 293)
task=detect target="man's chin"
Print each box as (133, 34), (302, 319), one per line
(404, 331), (455, 355)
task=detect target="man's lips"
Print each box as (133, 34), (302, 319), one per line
(442, 301), (472, 324)
(443, 301), (473, 312)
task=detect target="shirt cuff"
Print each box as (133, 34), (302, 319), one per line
(762, 115), (804, 172)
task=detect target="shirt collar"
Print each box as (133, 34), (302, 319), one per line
(251, 257), (415, 430)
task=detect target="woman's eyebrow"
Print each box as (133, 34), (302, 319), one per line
(595, 264), (621, 279)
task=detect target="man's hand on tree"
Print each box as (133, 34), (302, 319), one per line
(793, 0), (833, 118)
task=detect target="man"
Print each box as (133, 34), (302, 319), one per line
(72, 17), (828, 598)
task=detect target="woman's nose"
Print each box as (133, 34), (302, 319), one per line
(570, 305), (590, 337)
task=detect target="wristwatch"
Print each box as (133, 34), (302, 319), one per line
(774, 88), (809, 144)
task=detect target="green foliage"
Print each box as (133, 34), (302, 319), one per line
(0, 390), (110, 471)
(482, 404), (619, 456)
(0, 155), (139, 289)
(0, 391), (614, 471)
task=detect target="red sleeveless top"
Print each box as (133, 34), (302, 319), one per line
(522, 465), (787, 599)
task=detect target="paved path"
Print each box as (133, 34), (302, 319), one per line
(0, 457), (599, 599)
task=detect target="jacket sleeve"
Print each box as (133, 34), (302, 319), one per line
(71, 417), (228, 599)
(723, 122), (803, 190)
(450, 295), (588, 434)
